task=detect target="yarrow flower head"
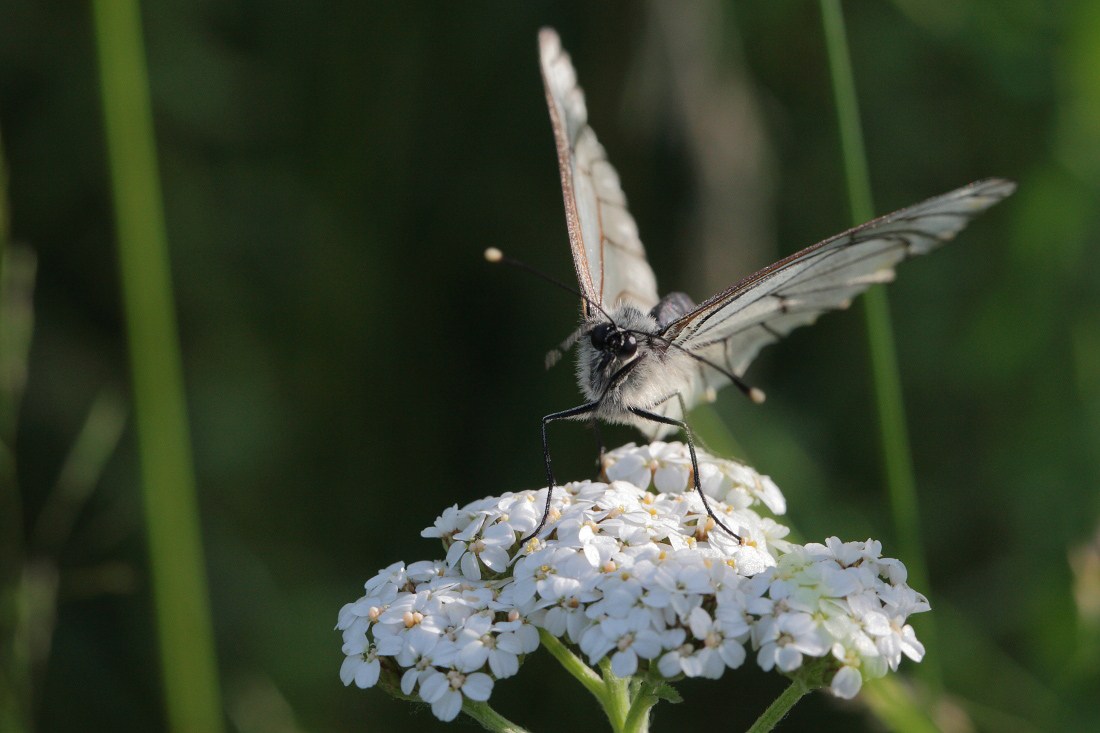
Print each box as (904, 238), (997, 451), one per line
(337, 442), (929, 726)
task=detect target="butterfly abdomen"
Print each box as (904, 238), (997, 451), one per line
(651, 292), (696, 329)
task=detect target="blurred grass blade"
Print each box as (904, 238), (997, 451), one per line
(0, 130), (28, 575)
(0, 241), (38, 733)
(0, 123), (29, 733)
(936, 599), (1057, 728)
(91, 1), (225, 730)
(0, 126), (16, 439)
(819, 0), (938, 685)
(0, 246), (36, 443)
(820, 0), (874, 226)
(32, 388), (128, 556)
(861, 678), (940, 733)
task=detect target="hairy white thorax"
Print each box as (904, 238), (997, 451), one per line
(574, 304), (698, 429)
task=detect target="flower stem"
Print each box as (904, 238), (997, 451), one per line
(600, 659), (631, 731)
(746, 679), (809, 733)
(818, 0), (939, 687)
(538, 630), (608, 701)
(538, 631), (658, 732)
(621, 679), (659, 733)
(462, 700), (533, 733)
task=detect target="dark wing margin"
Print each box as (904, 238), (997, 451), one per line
(663, 178), (1017, 377)
(538, 28), (597, 309)
(538, 28), (659, 315)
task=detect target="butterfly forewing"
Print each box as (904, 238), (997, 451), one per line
(538, 28), (659, 314)
(662, 177), (1015, 400)
(665, 178), (1015, 346)
(629, 179), (1015, 440)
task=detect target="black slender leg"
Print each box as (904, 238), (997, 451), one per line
(521, 402), (600, 544)
(629, 406), (743, 542)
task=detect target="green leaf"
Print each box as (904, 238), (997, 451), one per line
(654, 684), (683, 704)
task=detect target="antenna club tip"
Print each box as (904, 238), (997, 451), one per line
(704, 387), (718, 403)
(484, 247), (503, 263)
(749, 388), (766, 404)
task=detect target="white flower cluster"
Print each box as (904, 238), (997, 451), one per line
(337, 442), (929, 721)
(336, 559), (540, 721)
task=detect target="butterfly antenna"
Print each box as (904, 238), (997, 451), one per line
(629, 330), (766, 405)
(484, 247), (615, 324)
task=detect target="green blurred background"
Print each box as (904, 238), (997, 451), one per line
(2, 1), (1099, 731)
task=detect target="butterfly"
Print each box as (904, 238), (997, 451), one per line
(495, 28), (1015, 544)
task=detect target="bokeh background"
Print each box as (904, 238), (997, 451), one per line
(2, 1), (1099, 731)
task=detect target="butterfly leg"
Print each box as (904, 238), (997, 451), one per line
(521, 402), (600, 545)
(628, 406), (743, 543)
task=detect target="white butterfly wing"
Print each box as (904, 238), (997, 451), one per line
(637, 178), (1016, 440)
(539, 28), (659, 315)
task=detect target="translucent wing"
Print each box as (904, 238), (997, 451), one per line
(640, 178), (1017, 438)
(539, 28), (659, 315)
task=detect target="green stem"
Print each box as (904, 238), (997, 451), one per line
(462, 700), (533, 733)
(746, 679), (809, 733)
(538, 629), (608, 701)
(819, 0), (938, 686)
(600, 659), (631, 731)
(621, 679), (659, 733)
(91, 1), (224, 731)
(538, 631), (661, 732)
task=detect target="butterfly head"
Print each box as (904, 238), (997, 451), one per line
(576, 306), (685, 405)
(585, 306), (660, 378)
(590, 323), (638, 362)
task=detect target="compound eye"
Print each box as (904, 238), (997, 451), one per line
(620, 334), (638, 359)
(590, 323), (612, 350)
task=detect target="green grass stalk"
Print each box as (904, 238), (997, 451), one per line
(819, 0), (939, 688)
(91, 1), (224, 730)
